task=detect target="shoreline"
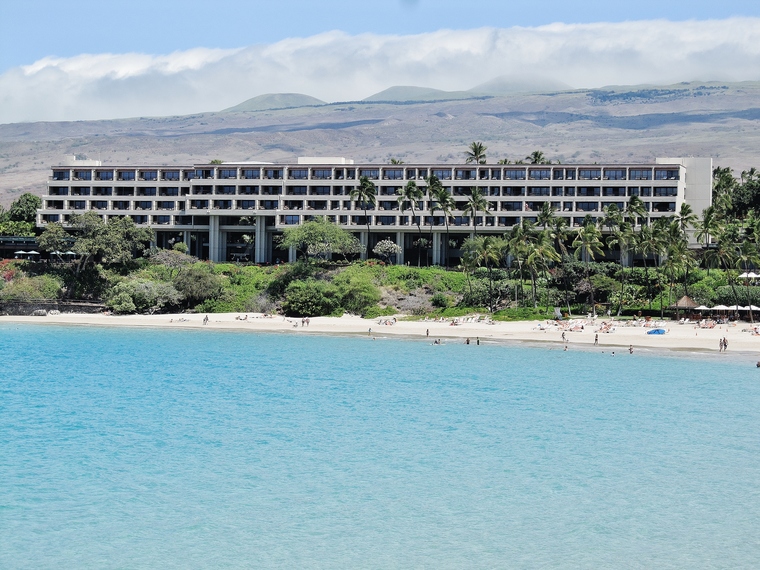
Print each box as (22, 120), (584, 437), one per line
(3, 312), (760, 363)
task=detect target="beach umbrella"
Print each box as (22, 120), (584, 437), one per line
(748, 305), (760, 311)
(739, 272), (750, 278)
(27, 250), (39, 255)
(64, 251), (77, 256)
(50, 250), (63, 255)
(694, 305), (710, 311)
(647, 328), (667, 335)
(749, 272), (760, 279)
(711, 305), (729, 311)
(14, 250), (27, 255)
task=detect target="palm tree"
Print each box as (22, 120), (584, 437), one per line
(527, 150), (548, 165)
(462, 235), (507, 312)
(464, 187), (490, 236)
(634, 222), (665, 310)
(572, 220), (604, 316)
(525, 229), (561, 310)
(389, 158), (404, 164)
(675, 202), (697, 237)
(350, 176), (377, 256)
(626, 195), (647, 228)
(602, 204), (631, 316)
(548, 216), (573, 314)
(537, 201), (555, 231)
(696, 205), (722, 247)
(506, 220), (535, 306)
(428, 175), (455, 268)
(735, 239), (759, 323)
(465, 142), (487, 164)
(497, 158), (512, 165)
(398, 180), (425, 266)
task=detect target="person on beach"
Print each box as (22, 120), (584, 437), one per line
(465, 338), (470, 345)
(594, 333), (598, 346)
(719, 338), (724, 352)
(561, 331), (566, 342)
(629, 345), (633, 354)
(203, 315), (209, 325)
(368, 327), (372, 336)
(426, 329), (429, 337)
(723, 337), (728, 350)
(476, 337), (480, 345)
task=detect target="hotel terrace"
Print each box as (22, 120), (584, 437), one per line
(36, 156), (713, 264)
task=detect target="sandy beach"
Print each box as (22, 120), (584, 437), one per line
(4, 311), (760, 359)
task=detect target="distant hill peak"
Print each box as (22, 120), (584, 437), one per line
(362, 86), (482, 103)
(469, 74), (572, 95)
(223, 93), (326, 113)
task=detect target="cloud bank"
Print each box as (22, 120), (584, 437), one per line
(2, 18), (760, 124)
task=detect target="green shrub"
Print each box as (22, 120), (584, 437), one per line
(108, 291), (137, 314)
(174, 265), (224, 308)
(172, 242), (189, 254)
(282, 279), (339, 317)
(430, 292), (450, 308)
(0, 274), (63, 301)
(363, 305), (397, 319)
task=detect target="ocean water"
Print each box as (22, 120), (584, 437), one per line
(1, 324), (759, 569)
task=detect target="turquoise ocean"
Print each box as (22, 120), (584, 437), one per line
(1, 323), (759, 569)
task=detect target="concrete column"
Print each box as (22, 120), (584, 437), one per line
(220, 230), (227, 263)
(288, 245), (297, 263)
(396, 231), (405, 265)
(208, 215), (220, 262)
(255, 217), (266, 263)
(183, 230), (191, 248)
(432, 232), (441, 266)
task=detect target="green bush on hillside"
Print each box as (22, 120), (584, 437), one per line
(282, 279), (339, 317)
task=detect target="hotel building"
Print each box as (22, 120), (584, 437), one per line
(37, 156), (712, 264)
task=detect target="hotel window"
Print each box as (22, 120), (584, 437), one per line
(196, 169), (214, 179)
(490, 169), (501, 180)
(359, 169), (379, 179)
(310, 186), (331, 195)
(564, 169), (576, 180)
(603, 169), (626, 180)
(96, 170), (114, 181)
(579, 169), (601, 180)
(153, 216), (171, 224)
(160, 187), (179, 196)
(288, 186), (307, 195)
(455, 169), (476, 180)
(118, 170), (136, 181)
(91, 201), (108, 210)
(527, 187), (550, 196)
(137, 187), (156, 196)
(162, 170), (180, 181)
(503, 187), (525, 196)
(157, 201), (175, 210)
(261, 200), (279, 210)
(653, 187), (678, 197)
(552, 169), (564, 180)
(577, 187), (601, 197)
(312, 169), (332, 179)
(576, 202), (599, 212)
(140, 170), (157, 181)
(655, 169), (680, 180)
(93, 187), (113, 196)
(73, 170), (92, 181)
(218, 169), (237, 179)
(629, 169), (652, 180)
(564, 187), (576, 196)
(602, 187), (626, 197)
(135, 201), (153, 210)
(383, 169), (403, 180)
(70, 201), (87, 210)
(242, 169), (260, 179)
(49, 187), (69, 196)
(190, 200), (209, 209)
(116, 187), (135, 196)
(528, 169), (550, 180)
(239, 186), (258, 195)
(504, 169), (526, 180)
(113, 201), (130, 210)
(239, 200), (256, 209)
(52, 170), (70, 181)
(283, 215), (300, 225)
(289, 169), (308, 179)
(216, 186), (236, 195)
(213, 200), (232, 209)
(551, 187), (563, 196)
(131, 215), (149, 224)
(432, 169), (452, 180)
(71, 187), (90, 196)
(264, 168), (283, 180)
(652, 202), (676, 212)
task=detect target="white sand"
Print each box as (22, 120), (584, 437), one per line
(3, 311), (760, 359)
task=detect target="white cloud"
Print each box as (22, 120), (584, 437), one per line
(2, 18), (760, 123)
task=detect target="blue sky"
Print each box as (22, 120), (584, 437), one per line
(1, 1), (759, 123)
(1, 0), (758, 72)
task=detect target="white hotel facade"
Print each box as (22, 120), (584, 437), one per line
(37, 156), (712, 264)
